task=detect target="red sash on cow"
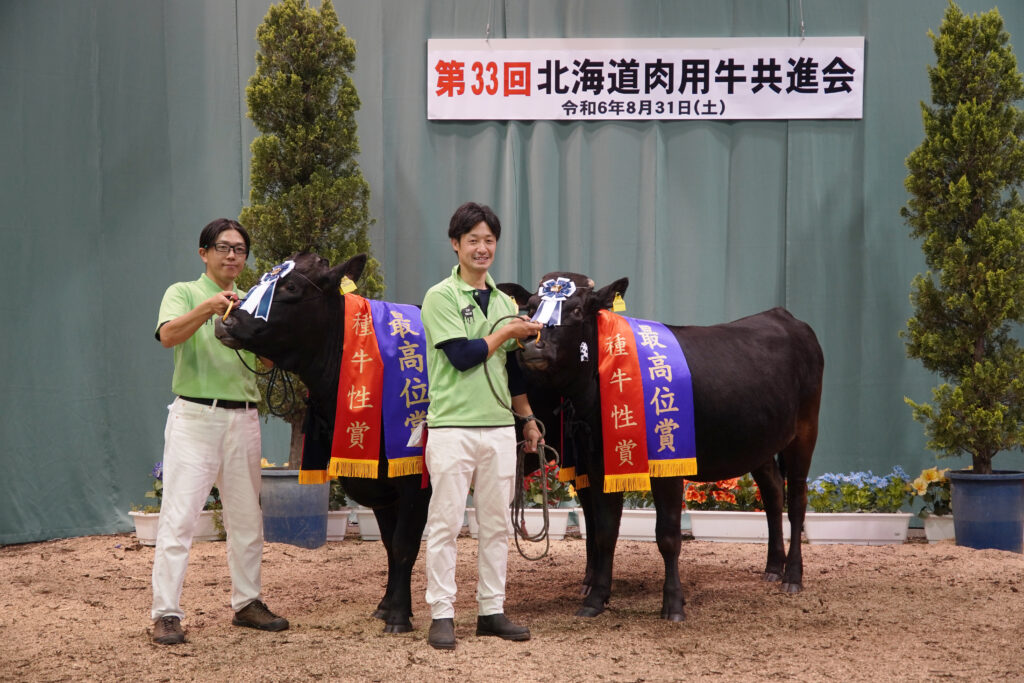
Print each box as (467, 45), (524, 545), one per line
(597, 310), (697, 493)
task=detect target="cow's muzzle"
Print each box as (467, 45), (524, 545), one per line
(518, 342), (550, 372)
(214, 317), (243, 349)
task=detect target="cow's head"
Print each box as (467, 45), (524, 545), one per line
(517, 272), (629, 392)
(215, 252), (366, 375)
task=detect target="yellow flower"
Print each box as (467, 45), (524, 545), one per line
(261, 458), (278, 468)
(921, 467), (942, 483)
(567, 485), (577, 499)
(911, 477), (929, 496)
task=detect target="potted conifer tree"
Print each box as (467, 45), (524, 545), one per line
(240, 0), (383, 547)
(902, 3), (1024, 552)
(241, 0), (384, 468)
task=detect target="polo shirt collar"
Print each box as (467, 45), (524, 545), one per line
(449, 264), (496, 292)
(198, 272), (238, 295)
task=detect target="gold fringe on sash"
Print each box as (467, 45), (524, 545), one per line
(603, 472), (652, 493)
(387, 456), (424, 478)
(298, 470), (331, 485)
(328, 458), (378, 479)
(557, 466), (576, 483)
(649, 458), (698, 478)
(575, 473), (590, 490)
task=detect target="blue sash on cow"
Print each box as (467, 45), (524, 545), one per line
(597, 310), (697, 493)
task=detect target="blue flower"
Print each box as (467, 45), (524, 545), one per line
(151, 461), (163, 481)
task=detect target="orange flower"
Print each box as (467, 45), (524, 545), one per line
(685, 488), (707, 503)
(712, 490), (737, 504)
(717, 478), (741, 490)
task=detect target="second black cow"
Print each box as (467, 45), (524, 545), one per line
(514, 272), (824, 622)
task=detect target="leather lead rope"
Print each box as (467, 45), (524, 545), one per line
(484, 315), (563, 560)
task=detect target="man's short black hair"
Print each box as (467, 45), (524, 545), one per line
(199, 218), (251, 254)
(448, 202), (501, 242)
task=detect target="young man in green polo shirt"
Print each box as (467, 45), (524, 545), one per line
(150, 218), (288, 645)
(421, 202), (544, 650)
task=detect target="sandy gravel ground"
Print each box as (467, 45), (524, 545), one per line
(2, 527), (1023, 682)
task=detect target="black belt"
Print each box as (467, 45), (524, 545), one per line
(179, 396), (255, 410)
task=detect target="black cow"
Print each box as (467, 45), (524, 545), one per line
(215, 252), (429, 633)
(515, 272), (824, 621)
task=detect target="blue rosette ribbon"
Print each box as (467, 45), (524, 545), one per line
(239, 260), (295, 321)
(531, 277), (577, 327)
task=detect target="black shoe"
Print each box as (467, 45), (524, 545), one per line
(152, 616), (185, 645)
(428, 618), (456, 650)
(232, 600), (289, 632)
(475, 613), (530, 641)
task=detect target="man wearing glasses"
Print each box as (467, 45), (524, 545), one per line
(150, 218), (288, 645)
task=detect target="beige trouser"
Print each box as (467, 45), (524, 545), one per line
(424, 426), (516, 620)
(151, 397), (263, 620)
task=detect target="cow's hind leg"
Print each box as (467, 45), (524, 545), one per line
(778, 401), (819, 594)
(750, 458), (786, 583)
(577, 487), (595, 596)
(651, 477), (685, 622)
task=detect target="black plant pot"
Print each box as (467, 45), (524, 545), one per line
(948, 470), (1024, 553)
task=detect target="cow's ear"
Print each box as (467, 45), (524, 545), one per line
(327, 253), (368, 291)
(496, 282), (532, 306)
(588, 277), (629, 313)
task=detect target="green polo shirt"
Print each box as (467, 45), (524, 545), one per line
(156, 273), (259, 402)
(421, 265), (520, 428)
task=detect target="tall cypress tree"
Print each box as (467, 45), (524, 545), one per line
(902, 3), (1024, 474)
(241, 0), (382, 465)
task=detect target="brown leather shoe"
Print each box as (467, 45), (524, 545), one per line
(152, 616), (185, 645)
(427, 618), (456, 650)
(232, 600), (289, 632)
(475, 613), (530, 641)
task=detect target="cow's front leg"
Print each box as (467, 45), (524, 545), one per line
(369, 504), (413, 631)
(651, 478), (685, 621)
(380, 483), (430, 633)
(576, 491), (622, 617)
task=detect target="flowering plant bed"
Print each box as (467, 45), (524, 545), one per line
(807, 467), (911, 513)
(128, 461), (224, 544)
(683, 475), (763, 511)
(909, 467), (952, 518)
(522, 463), (576, 507)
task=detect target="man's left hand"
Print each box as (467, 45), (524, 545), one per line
(523, 420), (543, 453)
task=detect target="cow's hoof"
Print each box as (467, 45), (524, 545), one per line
(661, 611), (686, 623)
(384, 622), (413, 634)
(579, 584), (592, 597)
(780, 582), (803, 594)
(763, 571), (782, 582)
(575, 606), (604, 618)
(371, 608), (388, 620)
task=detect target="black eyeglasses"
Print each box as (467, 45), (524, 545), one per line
(209, 242), (248, 256)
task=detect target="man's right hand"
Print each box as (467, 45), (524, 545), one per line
(205, 291), (239, 318)
(503, 316), (543, 340)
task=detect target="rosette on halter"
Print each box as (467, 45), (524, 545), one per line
(239, 260), (295, 321)
(530, 277), (577, 327)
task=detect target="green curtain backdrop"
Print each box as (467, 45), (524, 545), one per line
(3, 0), (1023, 544)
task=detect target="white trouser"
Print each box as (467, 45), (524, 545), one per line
(424, 426), (516, 620)
(151, 397), (263, 620)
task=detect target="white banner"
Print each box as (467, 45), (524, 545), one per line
(427, 37), (864, 121)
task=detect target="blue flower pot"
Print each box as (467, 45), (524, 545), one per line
(948, 470), (1024, 553)
(261, 470), (329, 549)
